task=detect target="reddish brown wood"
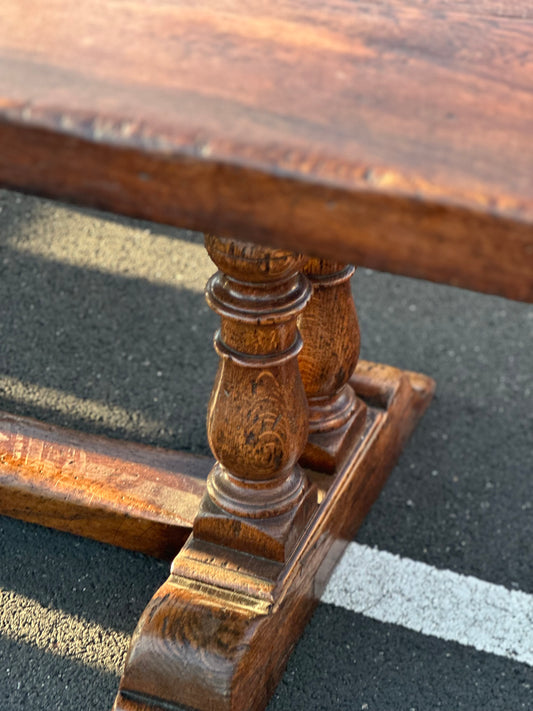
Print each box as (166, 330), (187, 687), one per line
(0, 412), (209, 558)
(113, 361), (435, 711)
(193, 235), (317, 562)
(0, 0), (532, 300)
(3, 2), (514, 705)
(298, 259), (367, 473)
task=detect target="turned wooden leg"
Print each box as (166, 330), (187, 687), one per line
(298, 259), (367, 473)
(193, 235), (317, 561)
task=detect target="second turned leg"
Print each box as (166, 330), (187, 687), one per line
(298, 258), (367, 473)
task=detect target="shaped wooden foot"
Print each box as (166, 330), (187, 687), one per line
(113, 239), (435, 711)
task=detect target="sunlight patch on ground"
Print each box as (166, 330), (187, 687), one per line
(3, 198), (211, 291)
(0, 588), (129, 674)
(0, 374), (164, 434)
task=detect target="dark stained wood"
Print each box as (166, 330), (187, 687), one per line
(0, 412), (209, 558)
(298, 259), (367, 473)
(113, 361), (435, 711)
(194, 236), (317, 562)
(0, 0), (532, 300)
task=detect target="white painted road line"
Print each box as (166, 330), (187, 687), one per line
(322, 543), (533, 666)
(2, 544), (531, 674)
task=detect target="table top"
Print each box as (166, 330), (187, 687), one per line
(0, 0), (532, 300)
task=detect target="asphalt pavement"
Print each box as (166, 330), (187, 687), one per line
(0, 188), (531, 710)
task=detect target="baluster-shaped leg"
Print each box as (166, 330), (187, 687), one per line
(194, 235), (317, 561)
(298, 258), (367, 473)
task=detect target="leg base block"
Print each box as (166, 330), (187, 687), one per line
(299, 391), (367, 474)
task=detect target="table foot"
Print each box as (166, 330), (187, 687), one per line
(113, 360), (434, 711)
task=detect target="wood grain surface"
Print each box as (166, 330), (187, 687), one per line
(113, 361), (435, 711)
(298, 259), (367, 473)
(0, 411), (210, 558)
(0, 0), (532, 299)
(198, 235), (317, 563)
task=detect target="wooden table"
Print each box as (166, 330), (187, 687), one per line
(0, 2), (531, 710)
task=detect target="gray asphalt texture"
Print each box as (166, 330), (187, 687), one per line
(0, 188), (531, 710)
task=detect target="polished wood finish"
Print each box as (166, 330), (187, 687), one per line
(3, 1), (514, 705)
(195, 235), (317, 562)
(0, 1), (532, 300)
(114, 362), (434, 711)
(298, 259), (367, 473)
(0, 412), (209, 559)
